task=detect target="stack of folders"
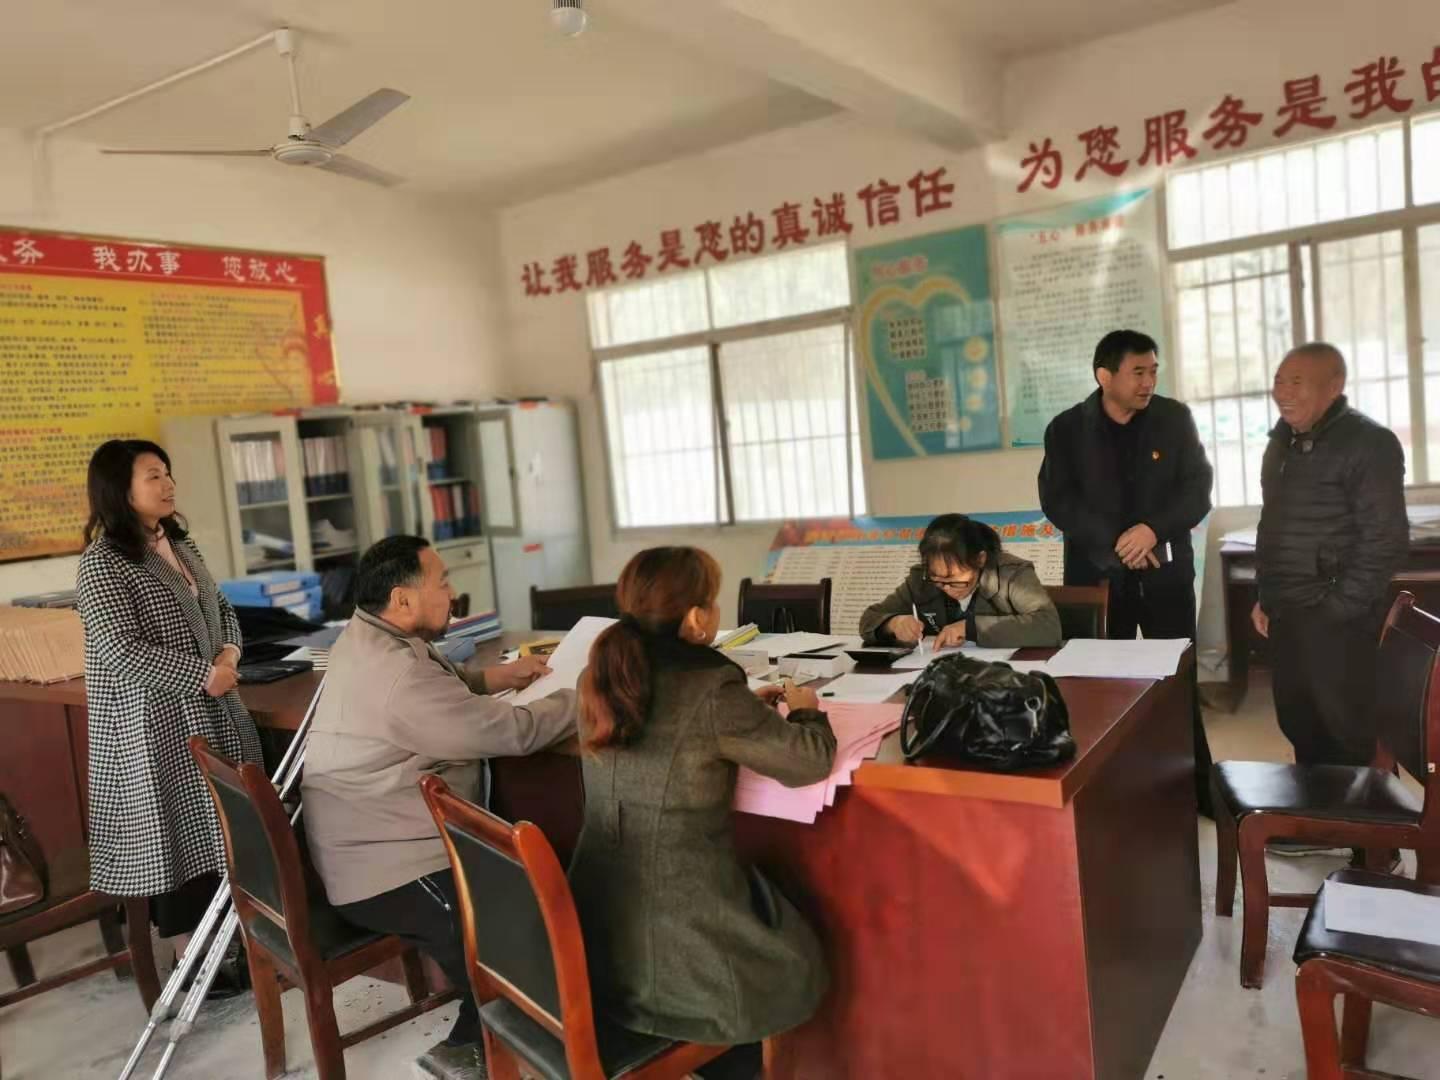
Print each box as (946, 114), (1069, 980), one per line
(301, 436), (350, 497)
(221, 571), (323, 621)
(714, 624), (760, 649)
(435, 610), (504, 664)
(430, 483), (482, 540)
(230, 438), (288, 505)
(426, 426), (450, 480)
(0, 606), (85, 684)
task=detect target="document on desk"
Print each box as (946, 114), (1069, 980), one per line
(892, 643), (1018, 670)
(510, 616), (616, 706)
(753, 632), (853, 659)
(817, 670), (917, 704)
(734, 702), (904, 823)
(1043, 638), (1189, 679)
(1323, 881), (1440, 946)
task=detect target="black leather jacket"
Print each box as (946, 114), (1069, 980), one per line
(1256, 396), (1407, 622)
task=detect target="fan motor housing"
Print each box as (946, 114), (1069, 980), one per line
(273, 140), (334, 166)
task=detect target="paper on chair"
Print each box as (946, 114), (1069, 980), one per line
(1323, 881), (1440, 946)
(892, 644), (1018, 670)
(511, 616), (616, 705)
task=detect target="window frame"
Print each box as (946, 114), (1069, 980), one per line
(1164, 113), (1440, 507)
(593, 303), (864, 534)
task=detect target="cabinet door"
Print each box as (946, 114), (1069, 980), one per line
(476, 411), (521, 537)
(352, 414), (429, 541)
(439, 542), (496, 617)
(216, 416), (309, 573)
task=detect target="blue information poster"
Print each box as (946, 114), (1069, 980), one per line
(853, 227), (999, 460)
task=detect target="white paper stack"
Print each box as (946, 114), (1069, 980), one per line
(1044, 638), (1190, 679)
(892, 643), (1018, 670)
(752, 632), (851, 659)
(816, 670), (919, 704)
(734, 702), (903, 824)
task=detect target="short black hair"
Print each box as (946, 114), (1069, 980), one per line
(83, 439), (188, 563)
(355, 535), (431, 616)
(1093, 329), (1159, 374)
(918, 514), (1001, 573)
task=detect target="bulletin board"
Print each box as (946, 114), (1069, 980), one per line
(852, 226), (1000, 459)
(0, 228), (338, 562)
(994, 188), (1169, 447)
(764, 513), (1063, 636)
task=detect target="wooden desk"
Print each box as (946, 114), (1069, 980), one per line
(1220, 540), (1440, 704)
(486, 649), (1201, 1080)
(3, 641), (1199, 1079)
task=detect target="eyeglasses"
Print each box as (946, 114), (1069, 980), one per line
(924, 574), (976, 589)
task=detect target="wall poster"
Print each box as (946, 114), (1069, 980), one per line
(0, 228), (338, 562)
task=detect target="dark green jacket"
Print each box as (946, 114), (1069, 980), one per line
(858, 552), (1061, 648)
(567, 636), (836, 1045)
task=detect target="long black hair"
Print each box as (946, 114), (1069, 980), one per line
(917, 513), (1001, 573)
(83, 439), (188, 563)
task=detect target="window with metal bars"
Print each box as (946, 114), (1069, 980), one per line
(1167, 113), (1440, 507)
(589, 243), (866, 529)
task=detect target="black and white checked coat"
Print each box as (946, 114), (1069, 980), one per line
(75, 534), (263, 897)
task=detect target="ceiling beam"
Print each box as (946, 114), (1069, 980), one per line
(607, 0), (1004, 151)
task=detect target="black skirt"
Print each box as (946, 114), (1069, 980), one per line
(150, 872), (222, 937)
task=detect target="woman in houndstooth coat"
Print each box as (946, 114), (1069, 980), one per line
(75, 439), (263, 937)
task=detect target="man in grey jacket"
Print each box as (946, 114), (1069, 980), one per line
(1253, 343), (1407, 770)
(302, 535), (576, 1080)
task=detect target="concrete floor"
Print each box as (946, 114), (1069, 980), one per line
(3, 674), (1438, 1079)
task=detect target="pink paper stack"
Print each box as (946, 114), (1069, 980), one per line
(733, 702), (904, 824)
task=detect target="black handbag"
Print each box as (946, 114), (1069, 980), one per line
(899, 655), (1076, 772)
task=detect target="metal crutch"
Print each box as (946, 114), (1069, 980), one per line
(117, 675), (326, 1080)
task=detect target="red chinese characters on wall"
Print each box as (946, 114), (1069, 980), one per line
(521, 166), (956, 298)
(1012, 42), (1438, 195)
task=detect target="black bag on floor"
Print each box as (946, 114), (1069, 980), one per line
(899, 655), (1075, 772)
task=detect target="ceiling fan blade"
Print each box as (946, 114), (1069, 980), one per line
(307, 88), (410, 148)
(317, 154), (405, 187)
(101, 148), (272, 156)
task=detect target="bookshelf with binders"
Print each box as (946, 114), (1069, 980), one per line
(420, 410), (485, 545)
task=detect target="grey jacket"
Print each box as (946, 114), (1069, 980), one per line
(302, 609), (576, 905)
(567, 636), (836, 1045)
(858, 552), (1062, 647)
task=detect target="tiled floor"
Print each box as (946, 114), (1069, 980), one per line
(3, 674), (1438, 1079)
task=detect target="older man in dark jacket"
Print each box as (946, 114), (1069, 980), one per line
(1039, 329), (1215, 815)
(1253, 343), (1407, 768)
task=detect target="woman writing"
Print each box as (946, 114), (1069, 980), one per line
(75, 439), (262, 980)
(568, 547), (836, 1078)
(859, 513), (1062, 649)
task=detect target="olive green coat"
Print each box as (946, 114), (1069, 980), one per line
(567, 636), (836, 1044)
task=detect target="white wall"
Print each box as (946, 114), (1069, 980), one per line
(0, 133), (503, 601)
(496, 0), (1440, 642)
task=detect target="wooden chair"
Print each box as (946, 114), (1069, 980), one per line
(189, 737), (457, 1080)
(1, 891), (159, 1077)
(419, 774), (735, 1080)
(1212, 592), (1440, 988)
(530, 584), (619, 633)
(1045, 583), (1109, 640)
(737, 578), (832, 635)
(1294, 868), (1440, 1080)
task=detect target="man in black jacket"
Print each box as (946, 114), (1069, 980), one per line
(1038, 329), (1215, 814)
(1253, 343), (1407, 768)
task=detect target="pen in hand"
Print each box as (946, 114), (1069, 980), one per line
(912, 602), (926, 654)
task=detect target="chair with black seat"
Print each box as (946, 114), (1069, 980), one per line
(189, 737), (458, 1080)
(420, 774), (734, 1080)
(1044, 582), (1109, 640)
(1294, 868), (1440, 1080)
(737, 578), (832, 635)
(530, 585), (620, 633)
(1212, 591), (1440, 988)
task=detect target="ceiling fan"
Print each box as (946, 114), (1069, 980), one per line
(101, 28), (410, 187)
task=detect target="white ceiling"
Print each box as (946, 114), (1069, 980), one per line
(1, 0), (1230, 204)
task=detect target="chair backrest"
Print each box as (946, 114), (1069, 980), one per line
(1372, 593), (1440, 826)
(188, 737), (315, 964)
(530, 585), (620, 633)
(420, 774), (604, 1076)
(1046, 583), (1110, 640)
(737, 578), (832, 635)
